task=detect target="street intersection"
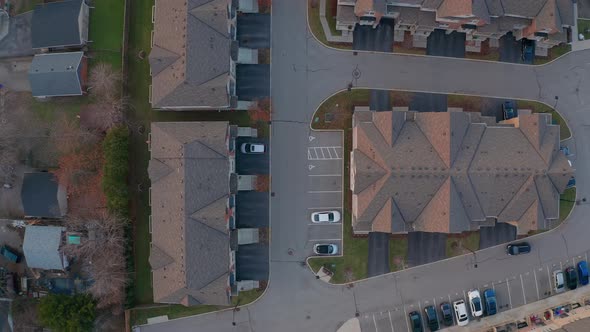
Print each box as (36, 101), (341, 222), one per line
(137, 1), (590, 331)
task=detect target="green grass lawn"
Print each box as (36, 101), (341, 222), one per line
(534, 44), (572, 65)
(578, 19), (590, 40)
(560, 187), (576, 222)
(446, 232), (480, 258)
(325, 0), (341, 37)
(89, 0), (125, 69)
(307, 0), (351, 49)
(515, 100), (571, 140)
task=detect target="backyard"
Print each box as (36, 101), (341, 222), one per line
(578, 19), (590, 41)
(88, 0), (125, 69)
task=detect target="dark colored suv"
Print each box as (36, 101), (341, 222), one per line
(424, 305), (439, 331)
(577, 261), (589, 286)
(506, 242), (531, 255)
(483, 289), (497, 316)
(409, 311), (423, 332)
(566, 266), (578, 290)
(440, 302), (453, 326)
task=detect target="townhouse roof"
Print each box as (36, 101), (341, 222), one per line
(31, 0), (85, 49)
(351, 109), (574, 235)
(149, 0), (232, 109)
(29, 52), (84, 97)
(148, 121), (232, 306)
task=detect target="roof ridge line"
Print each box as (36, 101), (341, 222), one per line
(187, 269), (229, 293)
(189, 6), (229, 41)
(464, 125), (487, 218)
(413, 115), (449, 168)
(151, 44), (182, 60)
(495, 174), (534, 220)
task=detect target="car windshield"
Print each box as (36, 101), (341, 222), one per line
(327, 213), (333, 219)
(473, 298), (481, 311)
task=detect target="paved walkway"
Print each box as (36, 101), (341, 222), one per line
(318, 0), (352, 43)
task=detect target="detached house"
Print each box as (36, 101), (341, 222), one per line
(29, 51), (87, 98)
(148, 122), (264, 306)
(350, 107), (574, 235)
(337, 0), (574, 53)
(31, 0), (90, 50)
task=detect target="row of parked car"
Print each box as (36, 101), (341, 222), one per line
(311, 211), (341, 255)
(409, 242), (589, 331)
(408, 288), (497, 332)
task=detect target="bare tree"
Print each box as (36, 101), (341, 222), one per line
(63, 213), (127, 313)
(88, 63), (122, 101)
(12, 298), (41, 332)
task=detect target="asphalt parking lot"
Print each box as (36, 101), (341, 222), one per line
(236, 137), (269, 175)
(357, 252), (590, 332)
(305, 131), (343, 256)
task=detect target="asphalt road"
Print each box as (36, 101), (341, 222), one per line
(138, 1), (590, 331)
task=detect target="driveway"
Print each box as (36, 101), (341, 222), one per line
(0, 12), (33, 59)
(237, 14), (270, 49)
(0, 57), (31, 91)
(236, 243), (269, 281)
(427, 29), (466, 57)
(479, 223), (517, 250)
(367, 232), (390, 277)
(236, 137), (269, 175)
(352, 19), (394, 52)
(236, 192), (269, 228)
(236, 64), (270, 101)
(369, 90), (391, 111)
(409, 92), (447, 112)
(407, 232), (447, 267)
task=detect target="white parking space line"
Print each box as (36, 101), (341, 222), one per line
(533, 270), (540, 300)
(307, 147), (343, 160)
(547, 266), (552, 295)
(308, 190), (342, 193)
(388, 311), (394, 332)
(308, 174), (342, 177)
(403, 306), (409, 332)
(319, 148), (325, 159)
(506, 278), (513, 308)
(333, 147), (340, 158)
(308, 238), (341, 242)
(520, 274), (527, 304)
(307, 223), (341, 226)
(373, 315), (379, 332)
(326, 148), (332, 158)
(307, 206), (342, 210)
(586, 252), (588, 262)
(560, 261), (563, 270)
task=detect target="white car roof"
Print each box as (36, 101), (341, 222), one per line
(251, 144), (265, 152)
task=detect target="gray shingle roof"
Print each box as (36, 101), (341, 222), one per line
(149, 0), (231, 109)
(23, 226), (65, 270)
(31, 0), (85, 49)
(29, 52), (83, 97)
(351, 109), (574, 235)
(149, 122), (232, 306)
(20, 172), (64, 218)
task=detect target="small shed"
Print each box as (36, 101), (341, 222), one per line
(20, 172), (67, 219)
(23, 226), (68, 270)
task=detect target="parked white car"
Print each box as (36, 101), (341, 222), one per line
(553, 270), (565, 293)
(313, 244), (338, 255)
(468, 290), (483, 317)
(453, 300), (469, 326)
(311, 211), (341, 223)
(241, 143), (265, 154)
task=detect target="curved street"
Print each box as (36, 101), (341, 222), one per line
(138, 1), (590, 331)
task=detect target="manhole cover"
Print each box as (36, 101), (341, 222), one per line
(325, 113), (334, 123)
(352, 68), (361, 79)
(287, 248), (294, 255)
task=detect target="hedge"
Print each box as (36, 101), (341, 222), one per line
(102, 126), (130, 216)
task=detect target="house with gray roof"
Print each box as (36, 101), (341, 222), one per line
(148, 121), (264, 306)
(351, 107), (574, 235)
(149, 0), (267, 110)
(21, 172), (67, 219)
(31, 0), (90, 49)
(23, 225), (68, 270)
(337, 0), (575, 53)
(29, 51), (86, 98)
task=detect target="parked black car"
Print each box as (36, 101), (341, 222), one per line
(565, 266), (578, 290)
(440, 302), (454, 326)
(408, 311), (423, 332)
(424, 305), (439, 331)
(506, 242), (531, 255)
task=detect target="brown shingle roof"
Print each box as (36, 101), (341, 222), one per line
(149, 122), (232, 306)
(351, 109), (573, 235)
(149, 0), (231, 109)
